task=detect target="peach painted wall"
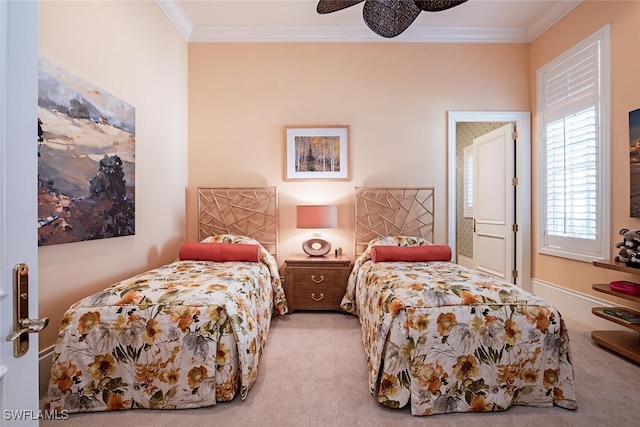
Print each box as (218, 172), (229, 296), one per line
(37, 1), (188, 349)
(530, 0), (640, 310)
(36, 1), (637, 352)
(187, 42), (530, 266)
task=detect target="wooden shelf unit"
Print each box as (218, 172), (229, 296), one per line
(593, 259), (640, 278)
(591, 306), (640, 331)
(591, 260), (640, 363)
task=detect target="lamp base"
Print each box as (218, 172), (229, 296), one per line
(302, 238), (332, 257)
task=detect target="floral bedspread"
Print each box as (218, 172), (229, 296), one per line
(341, 236), (577, 416)
(46, 235), (287, 413)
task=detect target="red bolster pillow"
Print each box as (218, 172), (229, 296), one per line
(371, 245), (452, 262)
(178, 242), (260, 262)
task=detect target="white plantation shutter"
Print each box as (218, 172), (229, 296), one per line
(538, 25), (610, 262)
(546, 108), (597, 240)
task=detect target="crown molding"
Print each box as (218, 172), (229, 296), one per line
(189, 24), (528, 43)
(157, 0), (581, 44)
(156, 0), (192, 41)
(527, 0), (581, 41)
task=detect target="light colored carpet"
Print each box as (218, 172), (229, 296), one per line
(41, 312), (640, 427)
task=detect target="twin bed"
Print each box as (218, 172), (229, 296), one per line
(46, 186), (577, 417)
(343, 187), (577, 415)
(46, 187), (285, 413)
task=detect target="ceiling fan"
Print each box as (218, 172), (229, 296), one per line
(317, 0), (469, 38)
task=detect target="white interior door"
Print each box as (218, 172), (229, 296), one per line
(0, 1), (42, 425)
(472, 123), (515, 282)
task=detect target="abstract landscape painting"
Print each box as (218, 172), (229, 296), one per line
(37, 56), (135, 246)
(630, 108), (640, 217)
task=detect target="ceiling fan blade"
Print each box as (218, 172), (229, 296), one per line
(363, 0), (421, 38)
(317, 0), (365, 14)
(414, 0), (468, 12)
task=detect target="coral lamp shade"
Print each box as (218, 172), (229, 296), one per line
(296, 205), (337, 229)
(296, 205), (337, 256)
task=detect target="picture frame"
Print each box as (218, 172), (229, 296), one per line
(284, 125), (349, 181)
(630, 108), (640, 217)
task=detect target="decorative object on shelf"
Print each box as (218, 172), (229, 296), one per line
(601, 307), (640, 323)
(609, 280), (640, 295)
(317, 0), (468, 38)
(627, 251), (640, 268)
(284, 126), (349, 181)
(613, 228), (640, 263)
(297, 205), (338, 256)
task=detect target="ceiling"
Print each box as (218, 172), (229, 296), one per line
(157, 0), (582, 43)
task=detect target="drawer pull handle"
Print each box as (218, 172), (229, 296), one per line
(311, 275), (324, 283)
(311, 292), (324, 301)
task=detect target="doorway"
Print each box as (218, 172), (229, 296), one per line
(447, 111), (531, 291)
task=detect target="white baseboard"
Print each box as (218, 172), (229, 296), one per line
(531, 278), (627, 331)
(457, 255), (474, 269)
(39, 345), (54, 400)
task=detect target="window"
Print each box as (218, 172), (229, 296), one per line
(463, 145), (473, 218)
(537, 25), (610, 262)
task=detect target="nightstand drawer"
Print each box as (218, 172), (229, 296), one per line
(289, 282), (344, 310)
(288, 268), (344, 287)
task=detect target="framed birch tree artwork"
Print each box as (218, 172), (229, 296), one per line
(284, 126), (349, 181)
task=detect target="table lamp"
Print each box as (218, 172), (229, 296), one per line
(296, 205), (337, 256)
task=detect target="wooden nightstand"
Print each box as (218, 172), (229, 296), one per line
(284, 254), (351, 312)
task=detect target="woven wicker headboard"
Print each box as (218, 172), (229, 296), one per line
(198, 187), (278, 258)
(354, 187), (435, 256)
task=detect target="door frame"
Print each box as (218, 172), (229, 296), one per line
(447, 111), (531, 291)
